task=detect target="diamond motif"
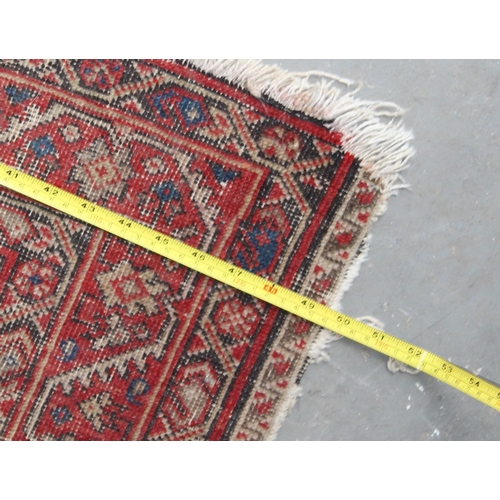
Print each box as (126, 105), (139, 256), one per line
(96, 260), (169, 315)
(213, 298), (261, 340)
(73, 137), (132, 200)
(13, 260), (59, 301)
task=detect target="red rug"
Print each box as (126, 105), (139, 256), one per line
(0, 60), (412, 440)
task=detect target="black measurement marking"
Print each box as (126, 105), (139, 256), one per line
(441, 363), (453, 373)
(469, 377), (480, 388)
(44, 186), (59, 195)
(81, 202), (95, 212)
(192, 251), (205, 260)
(118, 219), (132, 228)
(372, 331), (386, 341)
(155, 235), (169, 245)
(337, 315), (350, 325)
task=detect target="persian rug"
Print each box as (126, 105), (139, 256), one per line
(0, 60), (412, 440)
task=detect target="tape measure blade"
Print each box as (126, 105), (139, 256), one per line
(1, 162), (500, 413)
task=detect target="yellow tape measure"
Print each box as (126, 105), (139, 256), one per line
(1, 161), (499, 413)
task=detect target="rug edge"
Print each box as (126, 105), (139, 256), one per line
(186, 59), (415, 440)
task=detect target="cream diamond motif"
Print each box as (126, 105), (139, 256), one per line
(96, 260), (169, 315)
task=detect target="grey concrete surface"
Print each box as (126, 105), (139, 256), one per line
(268, 60), (500, 440)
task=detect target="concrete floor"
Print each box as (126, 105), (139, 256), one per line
(268, 60), (500, 440)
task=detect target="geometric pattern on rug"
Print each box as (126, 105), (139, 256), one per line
(0, 60), (382, 439)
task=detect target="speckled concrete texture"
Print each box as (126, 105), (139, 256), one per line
(268, 60), (500, 440)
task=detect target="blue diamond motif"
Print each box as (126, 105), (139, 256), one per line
(154, 181), (181, 202)
(211, 164), (239, 184)
(29, 274), (42, 285)
(60, 339), (79, 362)
(30, 135), (56, 158)
(177, 97), (207, 126)
(51, 406), (72, 426)
(5, 84), (33, 104)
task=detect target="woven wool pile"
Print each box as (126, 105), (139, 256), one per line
(0, 60), (412, 440)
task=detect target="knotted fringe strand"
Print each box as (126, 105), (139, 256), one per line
(186, 60), (415, 440)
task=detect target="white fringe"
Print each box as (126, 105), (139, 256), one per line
(183, 60), (414, 439)
(387, 358), (420, 375)
(186, 59), (415, 195)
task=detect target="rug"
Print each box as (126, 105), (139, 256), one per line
(0, 60), (413, 440)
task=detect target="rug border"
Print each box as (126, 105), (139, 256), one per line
(186, 59), (414, 440)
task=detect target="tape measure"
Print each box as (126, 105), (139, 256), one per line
(1, 161), (499, 413)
